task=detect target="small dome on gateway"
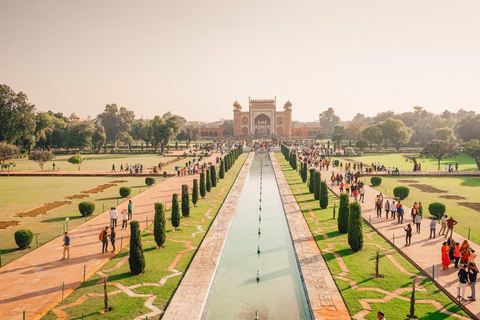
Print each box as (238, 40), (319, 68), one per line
(285, 100), (292, 107)
(70, 112), (80, 120)
(233, 100), (242, 109)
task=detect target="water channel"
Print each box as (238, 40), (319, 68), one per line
(202, 152), (312, 320)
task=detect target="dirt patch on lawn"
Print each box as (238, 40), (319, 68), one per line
(459, 202), (480, 212)
(109, 180), (128, 183)
(0, 220), (22, 229)
(82, 184), (117, 194)
(398, 180), (418, 183)
(65, 194), (90, 200)
(16, 201), (72, 217)
(440, 195), (466, 200)
(344, 158), (356, 162)
(410, 184), (447, 193)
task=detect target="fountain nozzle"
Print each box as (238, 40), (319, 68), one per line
(256, 270), (260, 282)
(257, 245), (260, 254)
(258, 227), (261, 236)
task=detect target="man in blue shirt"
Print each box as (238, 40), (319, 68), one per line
(62, 232), (70, 260)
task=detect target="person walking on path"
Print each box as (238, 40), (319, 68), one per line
(359, 185), (365, 203)
(439, 215), (447, 236)
(110, 207), (118, 228)
(377, 311), (385, 320)
(100, 226), (109, 253)
(454, 243), (462, 268)
(62, 232), (70, 260)
(397, 203), (404, 224)
(404, 224), (412, 246)
(384, 200), (390, 219)
(121, 209), (128, 230)
(458, 264), (469, 301)
(375, 199), (382, 217)
(461, 240), (471, 265)
(445, 216), (457, 238)
(128, 200), (133, 220)
(110, 227), (116, 252)
(429, 218), (437, 238)
(469, 262), (478, 301)
(442, 242), (450, 269)
(414, 214), (422, 233)
(390, 200), (396, 220)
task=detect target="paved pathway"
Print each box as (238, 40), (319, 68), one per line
(0, 154), (220, 320)
(162, 152), (254, 320)
(321, 166), (480, 319)
(271, 154), (350, 320)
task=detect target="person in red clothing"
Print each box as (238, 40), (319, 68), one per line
(453, 242), (462, 268)
(445, 217), (458, 239)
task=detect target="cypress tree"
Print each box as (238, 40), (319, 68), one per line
(206, 169), (212, 192)
(348, 202), (363, 252)
(153, 203), (166, 247)
(309, 168), (316, 193)
(292, 153), (297, 170)
(319, 181), (328, 209)
(314, 171), (321, 200)
(219, 159), (225, 179)
(301, 163), (308, 183)
(192, 179), (199, 207)
(200, 172), (206, 198)
(337, 193), (350, 233)
(225, 155), (229, 172)
(181, 184), (190, 217)
(129, 220), (145, 275)
(171, 193), (180, 231)
(210, 165), (217, 187)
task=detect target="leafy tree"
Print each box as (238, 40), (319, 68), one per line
(154, 203), (166, 247)
(97, 104), (135, 148)
(463, 139), (480, 170)
(458, 115), (480, 142)
(377, 118), (413, 151)
(331, 125), (345, 144)
(200, 172), (206, 198)
(181, 184), (190, 217)
(92, 125), (106, 153)
(68, 154), (86, 170)
(222, 119), (234, 136)
(314, 171), (321, 200)
(309, 168), (316, 193)
(192, 179), (199, 207)
(355, 138), (369, 151)
(206, 169), (212, 192)
(420, 141), (458, 171)
(219, 159), (225, 179)
(434, 127), (455, 142)
(0, 142), (19, 170)
(338, 193), (350, 233)
(346, 120), (367, 140)
(29, 150), (54, 170)
(121, 132), (134, 149)
(151, 116), (180, 154)
(362, 125), (383, 149)
(347, 202), (363, 252)
(129, 220), (145, 275)
(319, 181), (328, 209)
(184, 126), (200, 143)
(171, 193), (181, 231)
(319, 107), (341, 136)
(66, 122), (95, 150)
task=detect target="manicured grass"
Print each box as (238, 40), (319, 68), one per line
(339, 153), (478, 171)
(277, 154), (468, 319)
(0, 176), (164, 265)
(373, 176), (480, 244)
(42, 153), (248, 320)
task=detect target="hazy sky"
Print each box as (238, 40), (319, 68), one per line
(1, 0), (480, 122)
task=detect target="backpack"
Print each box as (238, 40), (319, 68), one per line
(99, 230), (104, 241)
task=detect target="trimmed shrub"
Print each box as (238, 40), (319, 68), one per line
(119, 187), (131, 198)
(210, 165), (217, 187)
(192, 179), (199, 207)
(309, 169), (316, 193)
(334, 160), (339, 166)
(428, 202), (446, 219)
(145, 177), (155, 186)
(345, 147), (355, 157)
(171, 193), (181, 231)
(348, 202), (363, 252)
(163, 171), (167, 178)
(14, 229), (33, 249)
(153, 203), (166, 247)
(319, 181), (329, 209)
(393, 186), (410, 200)
(314, 171), (321, 200)
(370, 176), (382, 186)
(357, 151), (364, 157)
(206, 169), (212, 192)
(200, 172), (206, 198)
(129, 220), (145, 275)
(338, 193), (350, 233)
(301, 163), (308, 183)
(219, 159), (225, 179)
(181, 184), (190, 217)
(78, 201), (95, 216)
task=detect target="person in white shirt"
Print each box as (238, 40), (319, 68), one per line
(390, 201), (397, 220)
(439, 214), (447, 235)
(110, 207), (118, 228)
(121, 209), (128, 230)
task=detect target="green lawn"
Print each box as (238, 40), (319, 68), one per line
(373, 176), (480, 244)
(0, 175), (164, 265)
(42, 153), (248, 320)
(277, 154), (468, 320)
(339, 153), (478, 171)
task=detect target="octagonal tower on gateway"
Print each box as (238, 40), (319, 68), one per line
(233, 97), (292, 137)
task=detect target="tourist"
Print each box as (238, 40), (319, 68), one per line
(414, 214), (421, 233)
(53, 162), (56, 171)
(460, 240), (471, 265)
(468, 262), (478, 301)
(110, 227), (116, 252)
(458, 264), (469, 301)
(453, 243), (462, 268)
(112, 164), (116, 172)
(345, 182), (350, 195)
(100, 226), (109, 253)
(339, 182), (344, 193)
(128, 200), (133, 220)
(456, 162), (459, 172)
(445, 216), (457, 239)
(404, 224), (412, 246)
(390, 200), (397, 220)
(375, 199), (382, 217)
(62, 232), (70, 260)
(121, 209), (128, 230)
(384, 200), (390, 219)
(418, 202), (423, 218)
(442, 242), (450, 269)
(429, 218), (437, 238)
(377, 311), (385, 319)
(397, 203), (404, 224)
(110, 207), (118, 228)
(359, 185), (365, 203)
(439, 215), (447, 236)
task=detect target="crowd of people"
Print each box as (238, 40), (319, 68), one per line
(112, 163), (144, 174)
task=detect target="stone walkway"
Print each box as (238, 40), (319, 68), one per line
(0, 153), (220, 320)
(162, 152), (254, 320)
(321, 166), (480, 319)
(271, 153), (350, 320)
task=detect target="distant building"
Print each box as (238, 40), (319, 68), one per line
(291, 123), (321, 138)
(70, 112), (80, 122)
(200, 123), (223, 138)
(233, 97), (292, 137)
